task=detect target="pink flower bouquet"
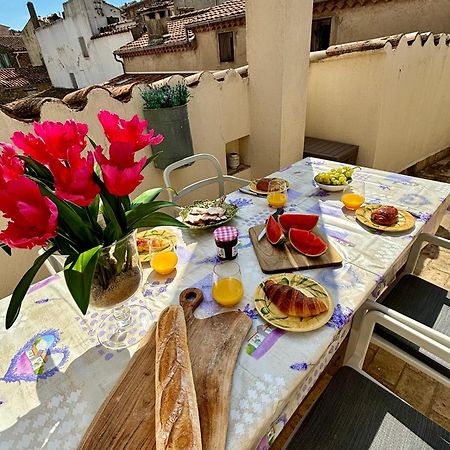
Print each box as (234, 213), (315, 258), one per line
(0, 111), (184, 328)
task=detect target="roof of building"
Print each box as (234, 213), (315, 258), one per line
(115, 0), (245, 56)
(92, 20), (138, 39)
(0, 66), (50, 89)
(313, 0), (394, 14)
(0, 36), (27, 52)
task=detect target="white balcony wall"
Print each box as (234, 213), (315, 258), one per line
(0, 69), (250, 297)
(306, 33), (450, 173)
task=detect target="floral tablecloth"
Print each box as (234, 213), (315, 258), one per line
(1, 157), (449, 450)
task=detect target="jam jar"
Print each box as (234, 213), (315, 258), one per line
(213, 226), (239, 260)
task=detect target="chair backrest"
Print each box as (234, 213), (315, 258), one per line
(163, 153), (248, 202)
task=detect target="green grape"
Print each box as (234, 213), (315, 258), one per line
(345, 170), (353, 179)
(338, 175), (346, 184)
(331, 178), (339, 185)
(323, 174), (331, 184)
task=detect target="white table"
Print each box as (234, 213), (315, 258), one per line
(1, 157), (449, 450)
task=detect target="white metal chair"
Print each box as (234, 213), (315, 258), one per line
(344, 233), (450, 386)
(162, 153), (249, 203)
(285, 306), (450, 449)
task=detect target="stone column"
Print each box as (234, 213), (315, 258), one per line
(246, 0), (313, 177)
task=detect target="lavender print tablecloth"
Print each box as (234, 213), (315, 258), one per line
(1, 157), (449, 450)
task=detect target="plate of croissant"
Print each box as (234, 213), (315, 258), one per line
(355, 204), (415, 232)
(254, 273), (334, 332)
(248, 178), (290, 195)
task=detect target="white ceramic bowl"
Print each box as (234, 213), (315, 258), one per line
(314, 175), (352, 192)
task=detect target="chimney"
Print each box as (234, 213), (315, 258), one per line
(143, 7), (169, 45)
(27, 2), (40, 29)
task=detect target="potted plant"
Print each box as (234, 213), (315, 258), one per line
(0, 111), (186, 348)
(141, 82), (194, 169)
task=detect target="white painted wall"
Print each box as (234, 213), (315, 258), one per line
(35, 0), (134, 88)
(0, 69), (250, 297)
(306, 33), (450, 172)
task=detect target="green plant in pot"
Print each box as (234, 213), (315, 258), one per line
(141, 82), (194, 169)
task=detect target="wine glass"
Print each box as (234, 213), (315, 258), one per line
(92, 230), (154, 349)
(341, 180), (365, 210)
(267, 179), (288, 208)
(212, 261), (244, 307)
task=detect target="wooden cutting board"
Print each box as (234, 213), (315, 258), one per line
(249, 224), (342, 274)
(78, 288), (252, 450)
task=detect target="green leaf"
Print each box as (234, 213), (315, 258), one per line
(73, 245), (102, 272)
(131, 211), (187, 229)
(5, 247), (57, 329)
(19, 155), (54, 187)
(126, 201), (176, 229)
(143, 152), (161, 170)
(64, 246), (102, 315)
(131, 188), (163, 206)
(87, 136), (97, 149)
(0, 243), (11, 256)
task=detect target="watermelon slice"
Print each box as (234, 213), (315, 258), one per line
(289, 228), (327, 257)
(279, 214), (319, 232)
(266, 215), (285, 245)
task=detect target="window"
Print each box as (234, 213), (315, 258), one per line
(218, 31), (234, 63)
(310, 18), (331, 51)
(0, 52), (13, 68)
(69, 72), (78, 89)
(78, 36), (89, 58)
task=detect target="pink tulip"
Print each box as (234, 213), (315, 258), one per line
(50, 147), (100, 207)
(11, 119), (88, 165)
(95, 142), (147, 196)
(98, 110), (163, 152)
(0, 177), (58, 249)
(0, 143), (24, 185)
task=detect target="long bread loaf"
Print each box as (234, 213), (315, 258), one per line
(155, 305), (202, 450)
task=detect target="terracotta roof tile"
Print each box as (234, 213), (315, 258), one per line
(0, 66), (50, 89)
(0, 36), (27, 52)
(314, 0), (394, 15)
(116, 0), (245, 56)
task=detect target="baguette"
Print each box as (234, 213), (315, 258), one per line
(155, 305), (202, 450)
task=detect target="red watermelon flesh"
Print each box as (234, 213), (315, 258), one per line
(279, 214), (319, 232)
(266, 215), (285, 245)
(289, 228), (328, 257)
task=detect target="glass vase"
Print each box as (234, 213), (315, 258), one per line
(90, 230), (153, 349)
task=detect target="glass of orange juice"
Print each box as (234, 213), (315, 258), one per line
(212, 261), (244, 307)
(267, 179), (288, 208)
(341, 180), (365, 210)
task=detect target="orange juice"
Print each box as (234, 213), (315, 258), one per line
(267, 192), (287, 208)
(151, 251), (178, 275)
(341, 193), (365, 210)
(212, 277), (243, 307)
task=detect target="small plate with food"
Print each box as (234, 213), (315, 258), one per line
(248, 177), (290, 195)
(355, 204), (415, 232)
(254, 273), (334, 332)
(136, 228), (178, 262)
(179, 197), (238, 229)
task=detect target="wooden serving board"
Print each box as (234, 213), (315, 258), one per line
(78, 288), (252, 450)
(249, 224), (342, 274)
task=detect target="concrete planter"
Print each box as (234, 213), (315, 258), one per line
(143, 103), (194, 170)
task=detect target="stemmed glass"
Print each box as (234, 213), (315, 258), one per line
(212, 261), (244, 307)
(91, 230), (153, 349)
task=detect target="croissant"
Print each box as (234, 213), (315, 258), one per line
(264, 280), (328, 317)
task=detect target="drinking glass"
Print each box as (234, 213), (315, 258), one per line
(341, 180), (366, 210)
(267, 179), (288, 208)
(92, 231), (154, 349)
(212, 261), (244, 307)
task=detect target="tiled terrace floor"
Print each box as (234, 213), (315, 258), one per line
(272, 156), (450, 448)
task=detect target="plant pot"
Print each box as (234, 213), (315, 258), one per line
(143, 103), (194, 170)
